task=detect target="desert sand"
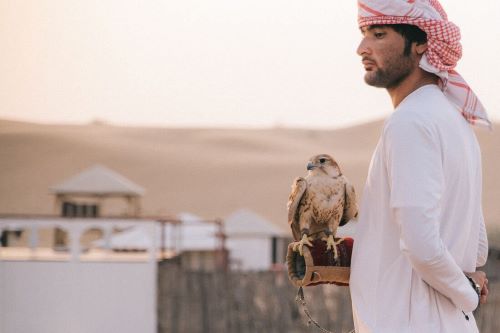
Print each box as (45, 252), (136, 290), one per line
(1, 118), (499, 246)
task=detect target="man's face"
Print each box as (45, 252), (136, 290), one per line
(357, 25), (417, 88)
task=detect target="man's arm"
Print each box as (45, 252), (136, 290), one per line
(476, 209), (488, 267)
(385, 119), (479, 312)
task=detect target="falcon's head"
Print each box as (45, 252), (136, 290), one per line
(306, 154), (342, 178)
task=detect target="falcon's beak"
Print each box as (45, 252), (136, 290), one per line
(307, 162), (316, 170)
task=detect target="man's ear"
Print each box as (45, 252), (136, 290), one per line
(415, 42), (428, 56)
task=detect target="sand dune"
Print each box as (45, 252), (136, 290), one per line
(1, 118), (499, 245)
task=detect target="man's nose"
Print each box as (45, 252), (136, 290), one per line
(357, 38), (371, 56)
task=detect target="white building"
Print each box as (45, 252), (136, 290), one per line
(224, 209), (290, 271)
(0, 218), (157, 333)
(50, 164), (145, 218)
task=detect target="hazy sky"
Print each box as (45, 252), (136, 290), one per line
(1, 0), (499, 128)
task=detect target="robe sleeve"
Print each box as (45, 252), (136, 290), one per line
(476, 208), (488, 267)
(384, 118), (479, 313)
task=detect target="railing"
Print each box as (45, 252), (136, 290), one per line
(0, 217), (158, 262)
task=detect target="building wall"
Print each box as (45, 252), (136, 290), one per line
(0, 261), (156, 333)
(226, 237), (272, 270)
(0, 218), (157, 333)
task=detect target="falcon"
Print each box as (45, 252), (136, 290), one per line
(287, 154), (358, 259)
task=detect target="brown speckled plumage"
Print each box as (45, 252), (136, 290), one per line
(287, 154), (358, 242)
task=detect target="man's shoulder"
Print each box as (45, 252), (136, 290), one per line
(386, 85), (455, 130)
(384, 106), (433, 136)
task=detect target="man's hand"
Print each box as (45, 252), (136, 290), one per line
(466, 271), (489, 304)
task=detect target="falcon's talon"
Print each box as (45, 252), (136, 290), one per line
(322, 234), (336, 251)
(322, 235), (345, 260)
(293, 234), (314, 256)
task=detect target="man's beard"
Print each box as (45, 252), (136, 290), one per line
(364, 53), (416, 89)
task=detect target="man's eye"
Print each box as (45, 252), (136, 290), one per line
(374, 32), (385, 39)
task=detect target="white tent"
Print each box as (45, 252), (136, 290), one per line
(174, 212), (220, 252)
(225, 209), (288, 238)
(94, 212), (220, 252)
(224, 209), (289, 271)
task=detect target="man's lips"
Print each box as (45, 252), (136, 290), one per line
(362, 58), (376, 70)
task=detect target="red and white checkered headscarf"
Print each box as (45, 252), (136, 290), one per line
(358, 0), (491, 128)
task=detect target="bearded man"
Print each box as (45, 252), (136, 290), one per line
(350, 1), (490, 332)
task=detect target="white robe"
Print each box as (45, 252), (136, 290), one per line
(350, 85), (488, 333)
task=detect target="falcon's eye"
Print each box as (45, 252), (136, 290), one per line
(319, 158), (326, 164)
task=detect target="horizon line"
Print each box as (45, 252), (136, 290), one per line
(0, 115), (388, 131)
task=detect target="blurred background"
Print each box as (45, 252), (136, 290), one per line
(1, 1), (499, 332)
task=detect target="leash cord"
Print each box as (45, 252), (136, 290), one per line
(296, 287), (356, 333)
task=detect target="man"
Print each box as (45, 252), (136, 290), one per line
(350, 1), (490, 332)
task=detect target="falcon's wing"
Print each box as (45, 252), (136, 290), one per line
(287, 177), (307, 241)
(340, 179), (358, 226)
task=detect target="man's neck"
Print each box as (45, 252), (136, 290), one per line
(387, 69), (439, 108)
